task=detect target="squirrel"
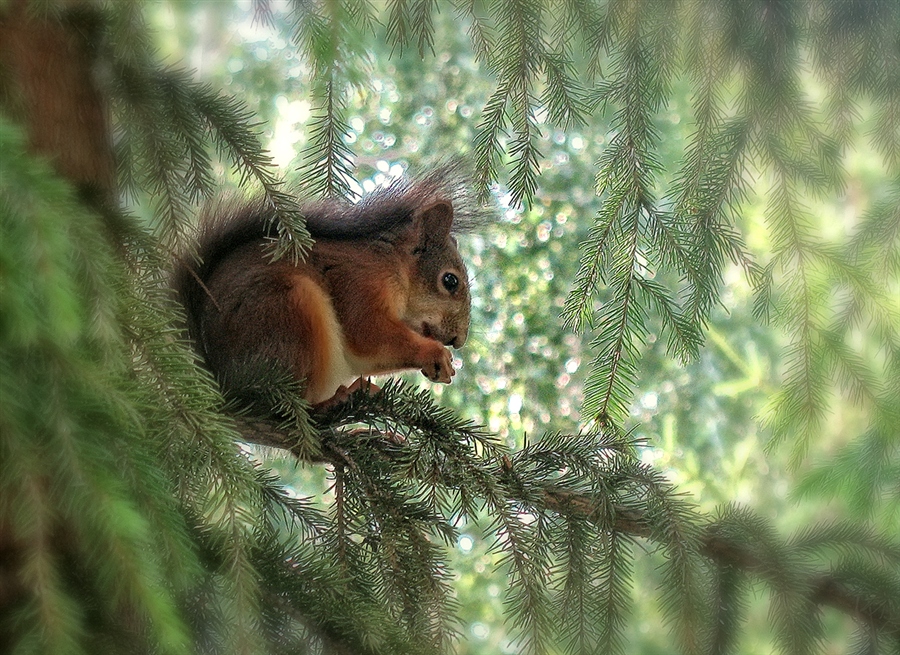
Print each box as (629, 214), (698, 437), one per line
(173, 168), (480, 408)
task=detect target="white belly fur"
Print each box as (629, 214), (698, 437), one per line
(306, 294), (366, 404)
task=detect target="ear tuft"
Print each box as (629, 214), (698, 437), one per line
(416, 201), (454, 247)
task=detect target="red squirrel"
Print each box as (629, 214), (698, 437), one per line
(174, 170), (478, 406)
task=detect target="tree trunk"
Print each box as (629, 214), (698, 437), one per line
(0, 0), (115, 204)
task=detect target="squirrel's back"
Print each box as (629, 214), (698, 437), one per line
(178, 166), (481, 289)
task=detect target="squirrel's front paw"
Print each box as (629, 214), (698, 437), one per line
(422, 346), (455, 383)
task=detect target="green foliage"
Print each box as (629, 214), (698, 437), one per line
(2, 1), (899, 655)
(109, 1), (312, 259)
(1, 115), (193, 655)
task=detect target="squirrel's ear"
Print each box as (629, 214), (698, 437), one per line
(415, 201), (454, 248)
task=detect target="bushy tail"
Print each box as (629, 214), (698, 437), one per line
(171, 198), (275, 365)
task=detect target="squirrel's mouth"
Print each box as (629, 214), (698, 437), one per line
(406, 319), (441, 343)
(421, 322), (463, 348)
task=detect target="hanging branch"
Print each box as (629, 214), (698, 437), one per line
(467, 0), (584, 206)
(289, 0), (371, 200)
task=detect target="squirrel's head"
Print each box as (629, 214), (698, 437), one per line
(402, 200), (470, 349)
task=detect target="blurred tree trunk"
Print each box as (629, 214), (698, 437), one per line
(0, 0), (114, 204)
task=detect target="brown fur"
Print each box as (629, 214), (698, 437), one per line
(174, 175), (477, 405)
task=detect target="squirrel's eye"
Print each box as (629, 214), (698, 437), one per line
(441, 272), (460, 293)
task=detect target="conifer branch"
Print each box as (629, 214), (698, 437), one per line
(386, 0), (437, 57)
(290, 0), (365, 200)
(456, 0), (494, 63)
(227, 414), (900, 642)
(473, 81), (512, 202)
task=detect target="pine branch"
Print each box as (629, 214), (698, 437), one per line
(218, 392), (900, 652)
(579, 202), (643, 424)
(289, 0), (370, 200)
(386, 0), (438, 57)
(469, 0), (550, 207)
(187, 81), (313, 261)
(673, 118), (752, 329)
(706, 557), (747, 655)
(793, 426), (900, 520)
(455, 0), (495, 63)
(555, 0), (607, 79)
(761, 171), (829, 466)
(0, 119), (196, 655)
(564, 2), (696, 427)
(493, 504), (553, 655)
(473, 80), (512, 202)
(226, 413), (900, 644)
(561, 186), (623, 332)
(553, 511), (615, 654)
(298, 77), (357, 200)
(545, 463), (899, 641)
(109, 58), (312, 261)
(201, 521), (423, 655)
